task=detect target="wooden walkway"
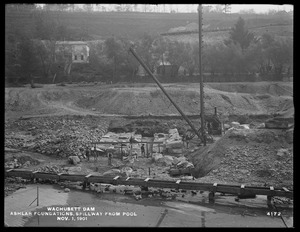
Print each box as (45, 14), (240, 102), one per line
(5, 169), (293, 206)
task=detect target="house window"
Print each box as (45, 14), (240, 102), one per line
(81, 55), (84, 60)
(74, 55), (77, 60)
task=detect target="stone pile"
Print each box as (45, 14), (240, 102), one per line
(165, 128), (183, 155)
(204, 144), (293, 188)
(33, 165), (67, 174)
(5, 116), (110, 158)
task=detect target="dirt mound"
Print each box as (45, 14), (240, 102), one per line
(275, 99), (294, 119)
(207, 82), (293, 97)
(5, 82), (293, 118)
(189, 128), (293, 188)
(75, 88), (202, 116)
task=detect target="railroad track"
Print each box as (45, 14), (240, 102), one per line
(5, 169), (293, 206)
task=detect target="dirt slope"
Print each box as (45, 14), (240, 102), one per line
(189, 128), (293, 188)
(5, 82), (293, 119)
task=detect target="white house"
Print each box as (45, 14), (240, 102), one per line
(55, 41), (90, 63)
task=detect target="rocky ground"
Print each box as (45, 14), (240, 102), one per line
(189, 128), (293, 188)
(5, 115), (110, 158)
(5, 82), (294, 199)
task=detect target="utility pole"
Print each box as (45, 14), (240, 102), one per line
(224, 4), (231, 14)
(198, 4), (206, 146)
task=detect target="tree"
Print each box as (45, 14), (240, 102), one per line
(34, 40), (56, 81)
(83, 4), (94, 12)
(18, 36), (39, 83)
(137, 33), (156, 72)
(267, 38), (293, 80)
(212, 5), (223, 13)
(167, 41), (186, 67)
(226, 17), (256, 50)
(183, 43), (197, 76)
(104, 36), (124, 82)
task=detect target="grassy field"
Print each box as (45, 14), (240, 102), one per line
(5, 10), (293, 40)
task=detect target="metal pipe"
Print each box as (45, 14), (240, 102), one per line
(129, 47), (202, 139)
(198, 5), (206, 146)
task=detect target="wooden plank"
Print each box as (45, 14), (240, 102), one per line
(91, 141), (164, 145)
(59, 174), (85, 182)
(282, 187), (290, 192)
(35, 173), (59, 180)
(6, 170), (32, 179)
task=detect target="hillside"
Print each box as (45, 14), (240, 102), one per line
(5, 10), (293, 41)
(5, 82), (293, 119)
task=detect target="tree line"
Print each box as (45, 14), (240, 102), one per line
(5, 6), (293, 85)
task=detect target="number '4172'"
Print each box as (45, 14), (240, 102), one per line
(267, 212), (281, 217)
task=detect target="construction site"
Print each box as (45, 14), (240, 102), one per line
(5, 4), (293, 228)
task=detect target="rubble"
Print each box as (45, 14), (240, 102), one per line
(176, 160), (194, 169)
(5, 115), (110, 158)
(34, 165), (67, 174)
(191, 128), (293, 188)
(68, 156), (81, 165)
(5, 155), (40, 169)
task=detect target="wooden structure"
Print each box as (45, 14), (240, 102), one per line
(5, 169), (293, 206)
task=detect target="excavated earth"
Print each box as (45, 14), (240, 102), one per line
(5, 81), (294, 194)
(5, 82), (293, 118)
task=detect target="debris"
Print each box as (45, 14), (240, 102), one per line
(68, 156), (81, 165)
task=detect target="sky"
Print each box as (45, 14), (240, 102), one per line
(208, 4), (293, 13)
(158, 4), (294, 13)
(36, 4), (293, 13)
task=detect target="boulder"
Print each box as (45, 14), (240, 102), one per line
(237, 124), (250, 130)
(173, 156), (186, 165)
(68, 156), (80, 165)
(230, 122), (240, 128)
(64, 188), (70, 192)
(102, 169), (126, 177)
(161, 155), (174, 166)
(276, 148), (289, 160)
(168, 128), (181, 140)
(176, 160), (194, 169)
(224, 124), (231, 130)
(257, 123), (265, 129)
(158, 156), (173, 166)
(66, 166), (82, 173)
(166, 140), (183, 149)
(152, 153), (163, 162)
(166, 148), (183, 154)
(22, 161), (30, 167)
(121, 167), (133, 176)
(164, 155), (174, 162)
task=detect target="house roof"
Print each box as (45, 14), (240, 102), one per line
(56, 41), (88, 45)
